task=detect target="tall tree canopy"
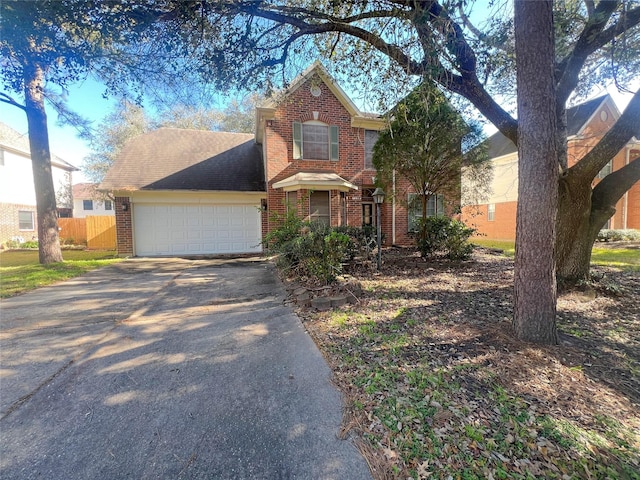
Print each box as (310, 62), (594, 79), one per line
(0, 0), (183, 263)
(155, 0), (639, 344)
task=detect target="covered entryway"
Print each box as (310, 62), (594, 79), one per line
(133, 203), (262, 256)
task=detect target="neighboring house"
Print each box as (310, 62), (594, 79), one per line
(102, 62), (457, 257)
(72, 183), (115, 218)
(0, 122), (77, 244)
(462, 95), (640, 240)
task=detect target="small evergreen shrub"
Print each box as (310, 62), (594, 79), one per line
(416, 216), (476, 261)
(597, 229), (640, 242)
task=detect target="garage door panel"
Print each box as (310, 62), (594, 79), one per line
(133, 203), (261, 256)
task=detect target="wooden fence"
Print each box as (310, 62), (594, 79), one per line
(58, 216), (116, 249)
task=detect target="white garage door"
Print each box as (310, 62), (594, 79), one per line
(133, 204), (262, 256)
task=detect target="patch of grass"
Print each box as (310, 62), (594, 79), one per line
(591, 247), (640, 271)
(0, 250), (122, 298)
(473, 240), (640, 271)
(472, 239), (516, 256)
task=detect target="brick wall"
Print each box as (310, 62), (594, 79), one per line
(263, 73), (449, 246)
(462, 201), (518, 240)
(0, 203), (37, 244)
(114, 196), (133, 256)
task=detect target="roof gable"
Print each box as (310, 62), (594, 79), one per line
(0, 122), (77, 171)
(101, 129), (265, 193)
(485, 95), (616, 159)
(255, 62), (384, 143)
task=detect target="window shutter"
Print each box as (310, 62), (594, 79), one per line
(437, 195), (445, 216)
(293, 122), (302, 159)
(330, 125), (339, 161)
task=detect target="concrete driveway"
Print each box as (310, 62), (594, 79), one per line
(0, 258), (371, 479)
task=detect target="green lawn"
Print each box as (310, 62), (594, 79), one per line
(473, 239), (640, 270)
(0, 250), (123, 298)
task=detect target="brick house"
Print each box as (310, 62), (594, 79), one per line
(462, 95), (640, 240)
(102, 63), (459, 256)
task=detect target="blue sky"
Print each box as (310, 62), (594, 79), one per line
(1, 70), (637, 185)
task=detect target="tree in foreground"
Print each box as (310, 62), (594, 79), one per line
(372, 84), (488, 244)
(0, 0), (182, 263)
(159, 0), (639, 344)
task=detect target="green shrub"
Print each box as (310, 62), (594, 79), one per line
(19, 240), (39, 249)
(597, 229), (640, 242)
(334, 225), (380, 259)
(265, 218), (352, 284)
(416, 216), (475, 261)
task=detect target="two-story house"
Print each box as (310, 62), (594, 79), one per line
(102, 63), (455, 256)
(0, 122), (77, 244)
(462, 95), (640, 240)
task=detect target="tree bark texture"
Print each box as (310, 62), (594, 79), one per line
(23, 63), (63, 264)
(513, 1), (558, 344)
(556, 90), (640, 281)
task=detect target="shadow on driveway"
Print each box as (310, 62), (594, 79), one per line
(0, 258), (371, 479)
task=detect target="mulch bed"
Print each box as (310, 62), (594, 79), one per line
(293, 247), (639, 479)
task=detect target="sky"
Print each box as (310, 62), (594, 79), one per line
(3, 72), (637, 186)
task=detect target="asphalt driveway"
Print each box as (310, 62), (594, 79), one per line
(0, 258), (371, 479)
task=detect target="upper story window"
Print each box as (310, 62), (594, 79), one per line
(83, 199), (94, 211)
(408, 193), (445, 232)
(364, 130), (379, 169)
(596, 160), (613, 179)
(293, 121), (339, 161)
(104, 200), (113, 210)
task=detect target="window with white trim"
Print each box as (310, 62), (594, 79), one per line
(293, 121), (339, 160)
(104, 200), (113, 210)
(408, 193), (444, 232)
(596, 160), (613, 179)
(83, 199), (94, 210)
(488, 203), (496, 221)
(364, 130), (379, 169)
(19, 210), (34, 230)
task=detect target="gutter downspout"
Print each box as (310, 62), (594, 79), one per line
(392, 169), (396, 245)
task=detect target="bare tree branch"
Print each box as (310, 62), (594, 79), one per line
(556, 2), (640, 104)
(0, 92), (26, 110)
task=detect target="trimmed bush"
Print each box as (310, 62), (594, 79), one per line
(416, 216), (476, 261)
(597, 229), (640, 242)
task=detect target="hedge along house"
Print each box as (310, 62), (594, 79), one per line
(102, 62), (461, 256)
(462, 95), (640, 240)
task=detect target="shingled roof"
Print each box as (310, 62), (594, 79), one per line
(485, 95), (609, 159)
(0, 121), (77, 171)
(101, 129), (265, 192)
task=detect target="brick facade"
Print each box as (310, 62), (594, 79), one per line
(462, 97), (640, 240)
(114, 196), (133, 256)
(0, 202), (37, 244)
(259, 69), (460, 247)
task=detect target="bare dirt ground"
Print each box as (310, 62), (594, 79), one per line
(294, 247), (639, 479)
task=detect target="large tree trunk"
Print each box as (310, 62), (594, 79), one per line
(556, 91), (640, 281)
(23, 63), (63, 264)
(513, 0), (558, 345)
